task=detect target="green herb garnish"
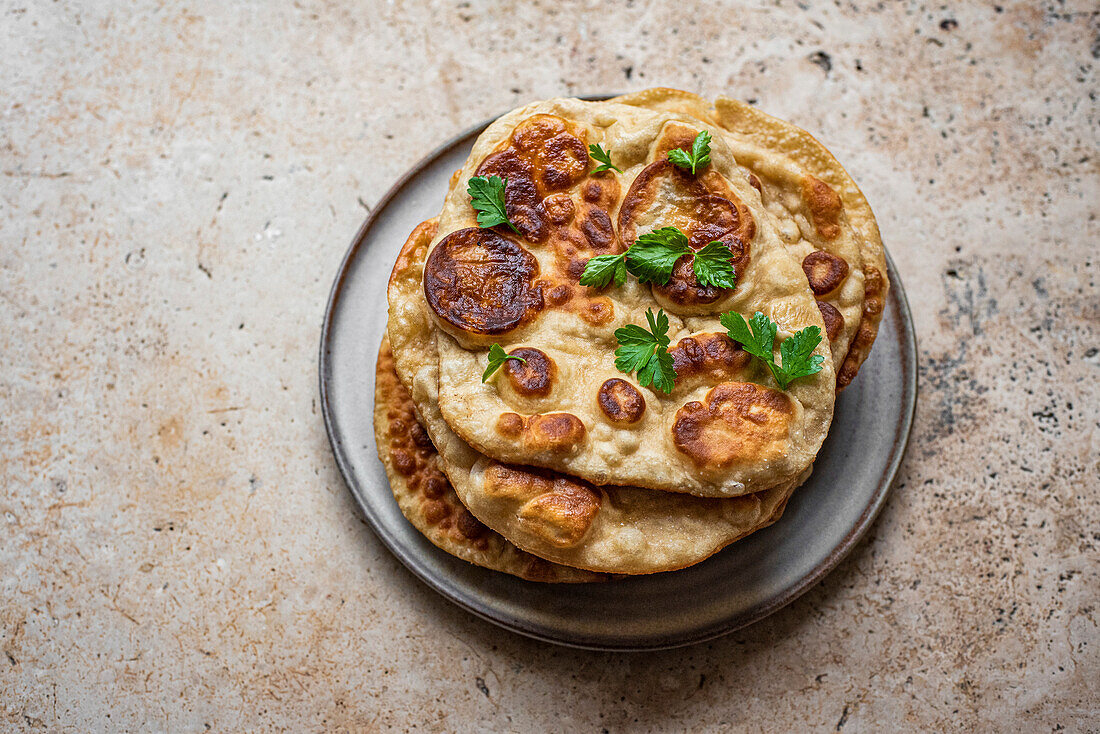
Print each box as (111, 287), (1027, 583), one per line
(467, 175), (519, 234)
(719, 311), (824, 389)
(690, 241), (737, 289)
(614, 309), (677, 394)
(579, 227), (736, 290)
(578, 253), (628, 288)
(588, 144), (623, 174)
(482, 343), (527, 382)
(667, 130), (712, 175)
(625, 227), (692, 284)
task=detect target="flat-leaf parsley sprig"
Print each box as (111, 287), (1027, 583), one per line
(579, 251), (628, 289)
(614, 308), (677, 394)
(482, 343), (527, 382)
(667, 130), (712, 175)
(690, 241), (737, 289)
(588, 144), (623, 174)
(579, 227), (736, 290)
(624, 228), (692, 285)
(719, 311), (824, 390)
(467, 175), (520, 234)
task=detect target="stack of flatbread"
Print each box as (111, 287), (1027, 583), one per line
(375, 90), (888, 581)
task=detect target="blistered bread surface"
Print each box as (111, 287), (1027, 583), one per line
(424, 97), (838, 497)
(387, 219), (800, 574)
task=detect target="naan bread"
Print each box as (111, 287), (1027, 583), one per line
(613, 89), (888, 388)
(387, 220), (800, 574)
(374, 333), (602, 582)
(711, 97), (889, 388)
(423, 98), (835, 498)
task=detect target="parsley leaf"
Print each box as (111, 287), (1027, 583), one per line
(778, 326), (826, 384)
(638, 348), (676, 395)
(614, 309), (677, 393)
(719, 311), (824, 389)
(579, 252), (627, 288)
(467, 175), (519, 234)
(691, 241), (737, 289)
(588, 144), (623, 174)
(580, 229), (737, 291)
(667, 130), (712, 175)
(482, 343), (527, 382)
(625, 227), (691, 284)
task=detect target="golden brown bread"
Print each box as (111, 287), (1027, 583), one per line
(613, 89), (882, 390)
(422, 97), (836, 498)
(386, 219), (800, 574)
(373, 332), (603, 582)
(708, 96), (888, 388)
(373, 90), (890, 573)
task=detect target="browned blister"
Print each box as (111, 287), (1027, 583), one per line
(482, 463), (602, 548)
(455, 114), (624, 334)
(476, 114), (590, 242)
(800, 175), (843, 240)
(672, 382), (794, 470)
(502, 347), (556, 398)
(597, 378), (647, 425)
(816, 300), (845, 342)
(423, 227), (542, 336)
(802, 251), (850, 296)
(618, 135), (754, 308)
(668, 332), (752, 383)
(496, 412), (587, 453)
(837, 265), (886, 389)
(619, 161), (754, 260)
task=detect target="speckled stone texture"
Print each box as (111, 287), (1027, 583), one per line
(1, 1), (1096, 731)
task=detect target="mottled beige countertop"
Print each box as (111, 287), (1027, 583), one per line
(2, 1), (1097, 731)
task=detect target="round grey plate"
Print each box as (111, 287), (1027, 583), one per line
(320, 114), (917, 652)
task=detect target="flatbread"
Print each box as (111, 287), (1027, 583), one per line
(387, 219), (800, 574)
(374, 333), (602, 582)
(422, 98), (835, 498)
(711, 97), (889, 388)
(612, 89), (888, 389)
(613, 89), (876, 387)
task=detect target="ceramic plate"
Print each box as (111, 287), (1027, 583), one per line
(319, 110), (917, 651)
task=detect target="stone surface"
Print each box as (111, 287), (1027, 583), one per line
(1, 1), (1097, 731)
